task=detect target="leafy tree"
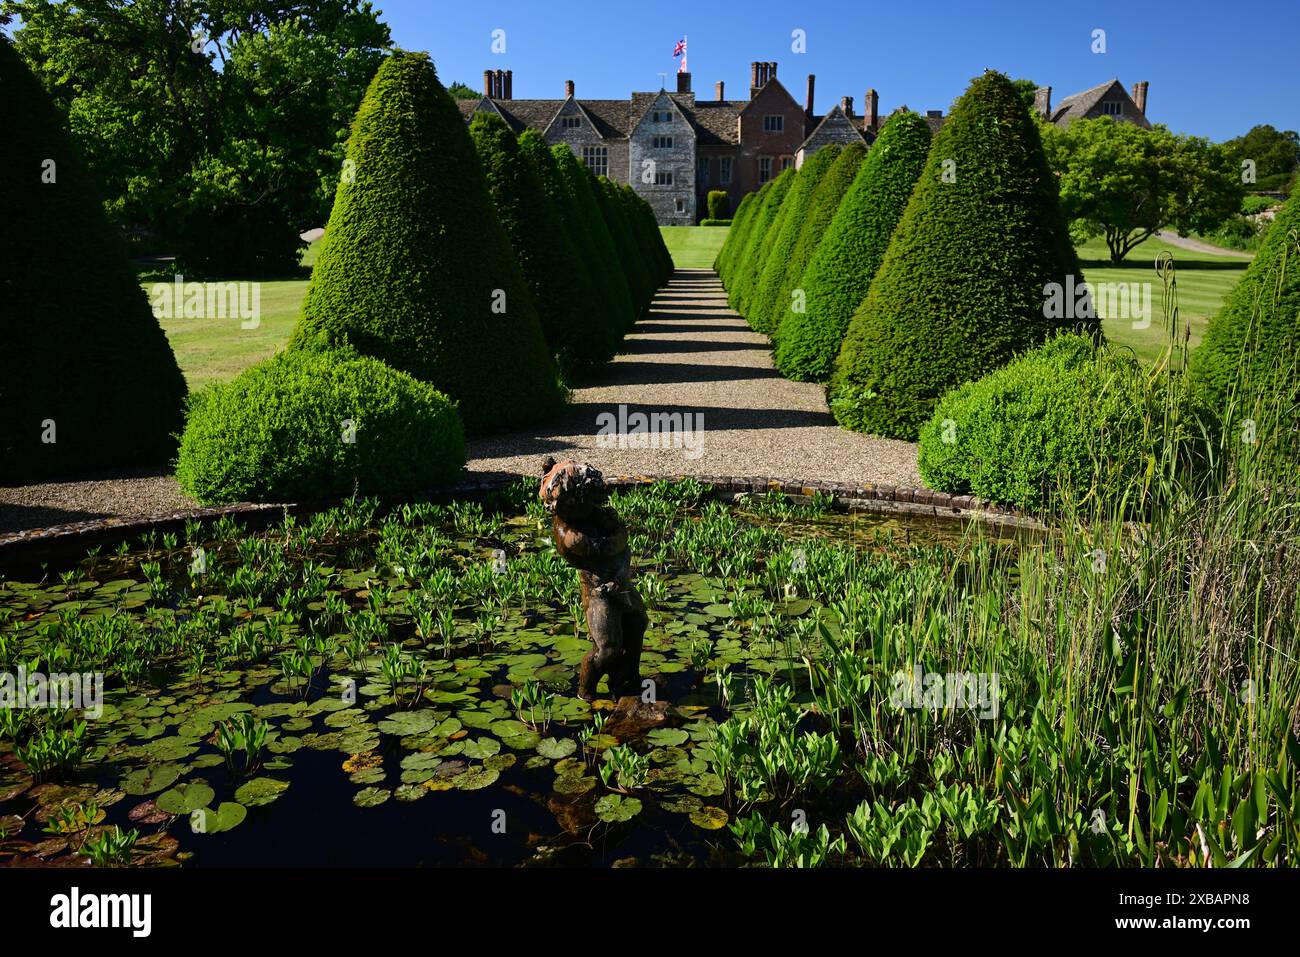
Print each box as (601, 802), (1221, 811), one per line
(0, 35), (186, 483)
(830, 71), (1087, 440)
(446, 80), (479, 100)
(767, 143), (866, 341)
(1011, 78), (1041, 111)
(4, 0), (391, 275)
(292, 50), (562, 433)
(749, 147), (842, 334)
(1222, 124), (1300, 193)
(774, 111), (930, 381)
(1043, 117), (1243, 262)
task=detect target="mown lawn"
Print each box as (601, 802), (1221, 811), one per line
(660, 225), (729, 268)
(1078, 235), (1250, 365)
(151, 229), (1247, 389)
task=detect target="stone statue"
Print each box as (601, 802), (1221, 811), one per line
(539, 458), (647, 701)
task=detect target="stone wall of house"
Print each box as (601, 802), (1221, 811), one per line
(628, 92), (696, 225)
(545, 100), (630, 185)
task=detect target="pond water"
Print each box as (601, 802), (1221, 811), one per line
(0, 483), (1027, 867)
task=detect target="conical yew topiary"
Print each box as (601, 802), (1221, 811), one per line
(715, 191), (755, 281)
(596, 175), (653, 313)
(729, 169), (795, 314)
(829, 71), (1087, 439)
(469, 113), (607, 376)
(517, 130), (620, 364)
(292, 51), (562, 433)
(774, 111), (931, 382)
(767, 143), (867, 341)
(1189, 190), (1300, 418)
(551, 145), (637, 335)
(0, 36), (186, 484)
(748, 146), (843, 335)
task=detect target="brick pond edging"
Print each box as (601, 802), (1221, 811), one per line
(0, 474), (1042, 572)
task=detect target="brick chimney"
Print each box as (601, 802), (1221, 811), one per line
(840, 95), (853, 118)
(715, 80), (725, 101)
(1132, 81), (1149, 116)
(805, 74), (816, 119)
(564, 79), (574, 98)
(677, 71), (691, 94)
(503, 70), (512, 100)
(483, 70), (493, 97)
(1034, 86), (1052, 120)
(750, 61), (760, 95)
(864, 88), (879, 129)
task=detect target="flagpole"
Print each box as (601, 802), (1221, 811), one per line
(683, 34), (688, 73)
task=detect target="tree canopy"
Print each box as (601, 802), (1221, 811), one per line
(3, 0), (391, 275)
(1043, 117), (1243, 262)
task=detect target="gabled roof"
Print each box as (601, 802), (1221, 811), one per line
(798, 103), (868, 153)
(737, 76), (801, 116)
(1049, 79), (1150, 128)
(679, 100), (743, 146)
(629, 89), (696, 137)
(457, 97), (631, 139)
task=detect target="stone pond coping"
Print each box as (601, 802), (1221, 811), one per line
(0, 474), (1044, 572)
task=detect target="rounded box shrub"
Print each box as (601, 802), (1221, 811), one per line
(176, 346), (466, 505)
(918, 335), (1159, 513)
(707, 190), (730, 220)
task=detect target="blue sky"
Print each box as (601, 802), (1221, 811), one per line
(381, 0), (1298, 141)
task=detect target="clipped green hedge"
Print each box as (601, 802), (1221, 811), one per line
(700, 218), (732, 226)
(597, 175), (653, 313)
(748, 147), (842, 334)
(0, 36), (186, 484)
(1189, 190), (1300, 418)
(518, 131), (621, 363)
(918, 335), (1159, 513)
(176, 346), (465, 505)
(707, 190), (730, 220)
(767, 143), (866, 341)
(551, 145), (637, 332)
(774, 112), (931, 382)
(730, 169), (796, 314)
(714, 191), (755, 279)
(619, 184), (671, 287)
(291, 51), (562, 433)
(469, 113), (608, 377)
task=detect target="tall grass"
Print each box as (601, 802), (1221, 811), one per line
(732, 244), (1300, 866)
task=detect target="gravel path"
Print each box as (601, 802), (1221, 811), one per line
(1154, 230), (1254, 259)
(467, 269), (921, 486)
(1, 268), (921, 534)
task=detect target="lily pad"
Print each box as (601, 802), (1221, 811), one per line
(121, 764), (181, 796)
(234, 777), (290, 807)
(193, 802), (247, 834)
(156, 781), (216, 816)
(353, 786), (390, 807)
(536, 737), (577, 760)
(689, 806), (729, 830)
(595, 794), (642, 823)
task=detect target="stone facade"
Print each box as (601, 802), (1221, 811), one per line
(628, 91), (697, 225)
(457, 62), (947, 224)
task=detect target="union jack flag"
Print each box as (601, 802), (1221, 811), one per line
(672, 38), (686, 57)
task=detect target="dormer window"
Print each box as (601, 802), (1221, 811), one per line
(561, 116), (582, 129)
(1103, 100), (1123, 116)
(652, 110), (672, 123)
